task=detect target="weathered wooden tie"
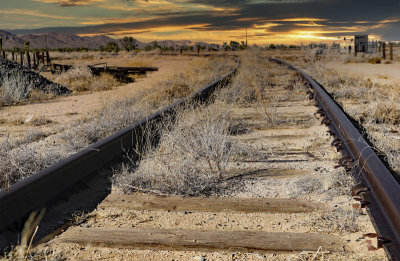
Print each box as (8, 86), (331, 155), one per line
(100, 194), (323, 213)
(58, 228), (346, 252)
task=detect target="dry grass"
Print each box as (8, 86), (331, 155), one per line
(114, 103), (239, 196)
(0, 56), (235, 190)
(0, 70), (32, 106)
(53, 67), (119, 93)
(2, 209), (65, 261)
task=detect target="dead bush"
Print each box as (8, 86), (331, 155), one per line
(0, 70), (32, 106)
(114, 104), (238, 196)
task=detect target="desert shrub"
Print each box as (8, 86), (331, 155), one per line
(0, 70), (32, 105)
(114, 104), (238, 196)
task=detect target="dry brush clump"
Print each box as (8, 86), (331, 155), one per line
(147, 56), (235, 106)
(114, 103), (239, 196)
(53, 67), (120, 93)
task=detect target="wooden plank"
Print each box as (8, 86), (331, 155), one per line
(58, 228), (345, 252)
(99, 194), (324, 213)
(226, 168), (311, 179)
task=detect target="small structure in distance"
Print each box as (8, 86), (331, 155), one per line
(354, 35), (368, 52)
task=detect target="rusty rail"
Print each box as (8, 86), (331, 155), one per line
(270, 57), (400, 261)
(0, 60), (238, 250)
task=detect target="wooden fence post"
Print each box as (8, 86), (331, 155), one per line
(354, 45), (358, 57)
(46, 51), (51, 65)
(20, 52), (23, 65)
(24, 41), (31, 68)
(0, 37), (2, 54)
(382, 42), (386, 60)
(33, 52), (36, 68)
(390, 43), (393, 61)
(11, 52), (15, 61)
(378, 42), (381, 53)
(26, 50), (31, 68)
(41, 51), (45, 64)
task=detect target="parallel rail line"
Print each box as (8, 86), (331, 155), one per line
(0, 61), (238, 250)
(269, 58), (400, 261)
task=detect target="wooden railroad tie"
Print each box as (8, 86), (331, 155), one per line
(57, 228), (346, 253)
(100, 194), (324, 213)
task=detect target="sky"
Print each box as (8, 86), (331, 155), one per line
(1, 0), (400, 44)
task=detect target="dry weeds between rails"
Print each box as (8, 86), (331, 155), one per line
(114, 49), (309, 196)
(0, 55), (234, 190)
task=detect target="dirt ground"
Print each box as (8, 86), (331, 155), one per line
(0, 55), (194, 144)
(327, 62), (400, 85)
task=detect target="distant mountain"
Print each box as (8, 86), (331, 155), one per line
(0, 30), (24, 49)
(0, 30), (214, 50)
(0, 30), (119, 49)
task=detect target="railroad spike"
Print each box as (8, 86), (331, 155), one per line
(331, 138), (341, 146)
(344, 165), (353, 172)
(321, 118), (331, 125)
(352, 185), (370, 196)
(377, 236), (391, 249)
(360, 200), (371, 208)
(338, 155), (352, 165)
(363, 233), (378, 238)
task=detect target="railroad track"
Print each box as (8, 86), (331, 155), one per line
(269, 58), (400, 260)
(0, 60), (238, 250)
(0, 57), (398, 260)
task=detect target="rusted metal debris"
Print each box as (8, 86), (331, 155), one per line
(88, 65), (159, 83)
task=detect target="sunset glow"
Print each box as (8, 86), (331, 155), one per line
(1, 0), (400, 44)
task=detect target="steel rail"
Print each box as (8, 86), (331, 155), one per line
(0, 60), (238, 249)
(270, 57), (400, 261)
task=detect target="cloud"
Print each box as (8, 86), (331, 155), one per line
(6, 0), (400, 43)
(33, 0), (106, 6)
(0, 9), (75, 19)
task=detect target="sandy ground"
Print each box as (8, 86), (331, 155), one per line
(327, 62), (400, 85)
(32, 62), (386, 260)
(0, 55), (194, 144)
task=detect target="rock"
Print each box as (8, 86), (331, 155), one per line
(0, 57), (71, 96)
(24, 114), (34, 124)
